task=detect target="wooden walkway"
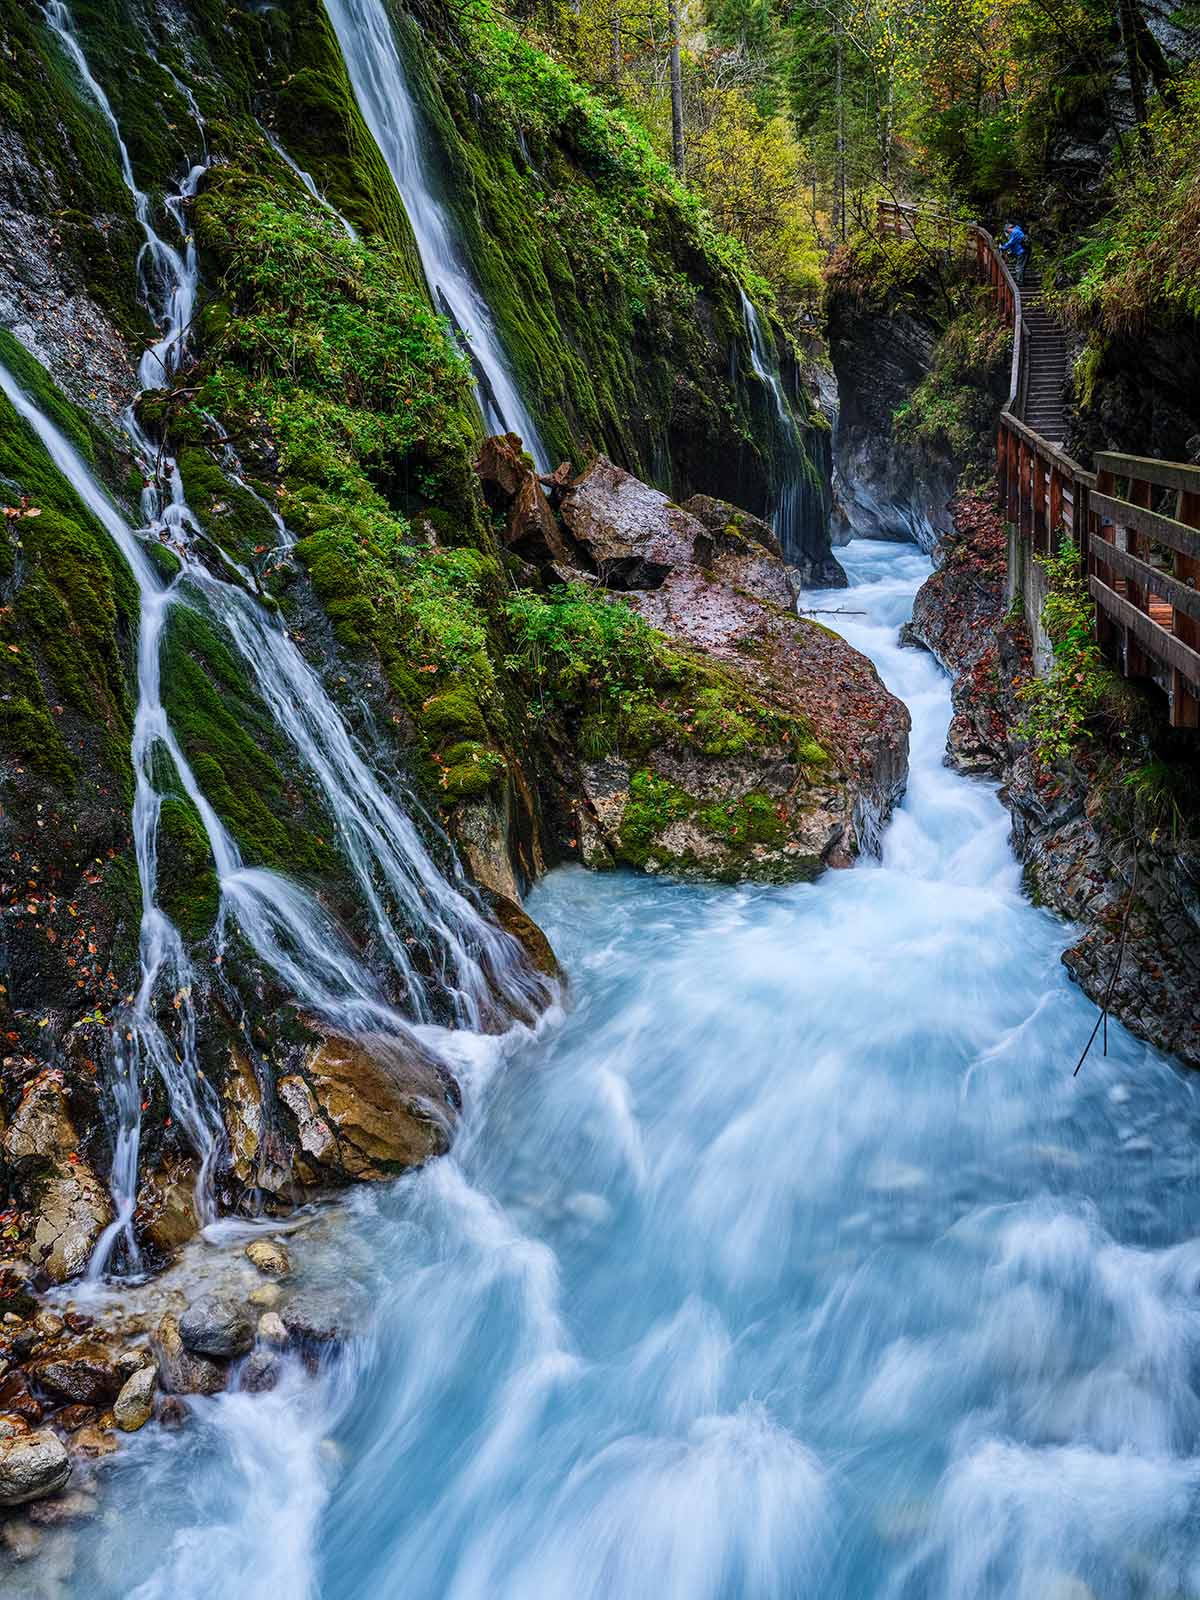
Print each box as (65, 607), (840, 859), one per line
(878, 201), (1200, 729)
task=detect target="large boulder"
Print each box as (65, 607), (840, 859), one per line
(1, 1081), (77, 1168)
(556, 457), (910, 878)
(279, 1030), (459, 1185)
(0, 1429), (71, 1506)
(560, 457), (700, 588)
(28, 1160), (113, 1285)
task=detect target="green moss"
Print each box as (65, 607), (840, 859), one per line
(435, 740), (508, 798)
(177, 448), (279, 566)
(156, 794), (220, 944)
(0, 333), (137, 783)
(159, 602), (337, 878)
(617, 769), (692, 866)
(697, 792), (787, 849)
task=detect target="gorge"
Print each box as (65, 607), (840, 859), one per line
(1, 0), (1199, 1593)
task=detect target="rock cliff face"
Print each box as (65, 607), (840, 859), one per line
(908, 492), (1200, 1067)
(826, 299), (957, 551)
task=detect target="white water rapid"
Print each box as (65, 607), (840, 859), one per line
(56, 538), (1200, 1600)
(23, 3), (545, 1275)
(323, 0), (548, 463)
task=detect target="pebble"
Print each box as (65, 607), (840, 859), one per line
(248, 1283), (281, 1309)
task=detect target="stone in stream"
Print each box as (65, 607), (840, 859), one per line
(151, 1313), (227, 1396)
(238, 1351), (280, 1394)
(178, 1295), (255, 1360)
(279, 1032), (458, 1185)
(31, 1343), (123, 1406)
(113, 1364), (156, 1432)
(256, 1312), (288, 1348)
(245, 1239), (290, 1279)
(0, 1428), (71, 1505)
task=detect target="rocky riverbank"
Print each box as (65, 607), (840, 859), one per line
(906, 490), (1200, 1068)
(0, 1217), (353, 1575)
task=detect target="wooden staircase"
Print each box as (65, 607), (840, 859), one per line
(1018, 266), (1068, 447)
(876, 199), (1200, 731)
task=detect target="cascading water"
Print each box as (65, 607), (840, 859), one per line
(262, 127), (360, 242)
(28, 3), (545, 1274)
(59, 537), (1200, 1600)
(322, 0), (547, 464)
(739, 288), (829, 569)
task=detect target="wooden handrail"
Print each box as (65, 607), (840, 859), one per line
(875, 198), (1200, 730)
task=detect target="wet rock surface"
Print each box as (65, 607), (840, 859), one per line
(0, 1430), (71, 1506)
(909, 491), (1200, 1067)
(552, 456), (909, 878)
(178, 1295), (255, 1360)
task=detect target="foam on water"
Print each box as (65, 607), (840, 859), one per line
(53, 539), (1200, 1600)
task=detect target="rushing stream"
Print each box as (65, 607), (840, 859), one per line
(49, 539), (1200, 1600)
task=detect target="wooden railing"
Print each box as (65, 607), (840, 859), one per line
(876, 199), (1200, 730)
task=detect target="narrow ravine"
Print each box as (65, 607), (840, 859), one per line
(55, 539), (1200, 1600)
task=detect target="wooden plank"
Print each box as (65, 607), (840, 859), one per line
(1094, 453), (1200, 497)
(1091, 576), (1200, 690)
(1088, 491), (1200, 560)
(1092, 540), (1200, 625)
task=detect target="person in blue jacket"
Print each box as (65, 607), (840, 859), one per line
(1000, 222), (1029, 284)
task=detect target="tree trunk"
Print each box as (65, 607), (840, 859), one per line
(610, 2), (621, 86)
(669, 0), (685, 177)
(836, 22), (845, 239)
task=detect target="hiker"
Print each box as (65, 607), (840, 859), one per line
(999, 221), (1029, 285)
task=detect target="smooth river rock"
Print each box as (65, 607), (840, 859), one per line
(0, 1428), (71, 1505)
(113, 1364), (156, 1432)
(245, 1239), (290, 1279)
(151, 1313), (227, 1397)
(178, 1295), (254, 1360)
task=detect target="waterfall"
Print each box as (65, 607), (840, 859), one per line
(322, 0), (547, 464)
(262, 126), (360, 242)
(29, 3), (547, 1275)
(739, 289), (829, 570)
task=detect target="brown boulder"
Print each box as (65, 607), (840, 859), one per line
(31, 1343), (122, 1406)
(28, 1159), (114, 1285)
(560, 456), (701, 588)
(280, 1031), (459, 1184)
(135, 1154), (200, 1258)
(1, 1081), (77, 1168)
